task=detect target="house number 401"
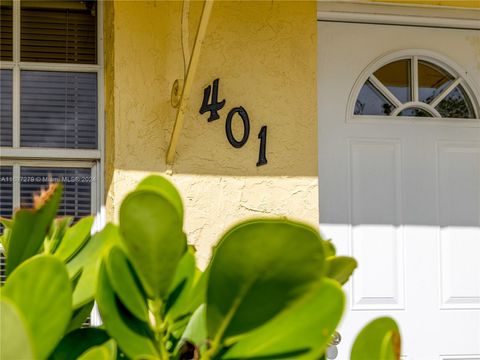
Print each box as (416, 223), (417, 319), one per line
(199, 79), (268, 166)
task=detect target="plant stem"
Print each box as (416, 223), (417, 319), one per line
(149, 298), (170, 360)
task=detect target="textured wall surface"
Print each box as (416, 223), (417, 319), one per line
(104, 0), (318, 266)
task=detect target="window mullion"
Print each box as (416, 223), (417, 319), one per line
(12, 163), (20, 209)
(12, 0), (20, 148)
(412, 56), (419, 103)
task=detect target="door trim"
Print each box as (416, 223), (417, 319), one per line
(317, 2), (480, 30)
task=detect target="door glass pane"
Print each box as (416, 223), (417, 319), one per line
(418, 61), (454, 103)
(21, 0), (97, 64)
(20, 167), (92, 222)
(0, 69), (12, 147)
(398, 108), (433, 117)
(435, 85), (475, 119)
(0, 1), (13, 61)
(355, 80), (394, 116)
(373, 59), (411, 103)
(20, 71), (98, 149)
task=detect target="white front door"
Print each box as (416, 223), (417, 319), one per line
(318, 20), (480, 359)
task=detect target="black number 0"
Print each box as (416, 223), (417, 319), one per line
(225, 107), (250, 148)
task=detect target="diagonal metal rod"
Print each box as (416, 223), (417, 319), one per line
(166, 0), (214, 166)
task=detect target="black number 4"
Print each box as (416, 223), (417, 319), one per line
(199, 78), (226, 122)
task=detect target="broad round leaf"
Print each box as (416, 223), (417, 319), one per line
(2, 255), (72, 359)
(0, 299), (34, 360)
(55, 216), (94, 262)
(106, 246), (149, 322)
(351, 317), (401, 360)
(136, 175), (184, 219)
(51, 328), (110, 360)
(224, 278), (345, 359)
(119, 190), (186, 299)
(207, 219), (325, 344)
(96, 261), (159, 359)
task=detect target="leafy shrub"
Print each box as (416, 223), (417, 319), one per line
(0, 176), (401, 360)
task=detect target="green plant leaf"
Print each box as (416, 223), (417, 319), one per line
(96, 261), (159, 359)
(223, 278), (345, 359)
(326, 256), (358, 285)
(2, 255), (72, 359)
(6, 183), (62, 275)
(322, 239), (336, 258)
(136, 175), (184, 219)
(67, 224), (120, 309)
(206, 219), (325, 347)
(351, 317), (401, 360)
(119, 189), (186, 300)
(54, 216), (94, 262)
(78, 339), (117, 360)
(106, 246), (149, 322)
(0, 298), (34, 360)
(45, 216), (73, 254)
(165, 247), (197, 321)
(50, 328), (110, 360)
(175, 304), (207, 355)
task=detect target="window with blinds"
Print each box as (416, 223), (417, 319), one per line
(0, 1), (101, 307)
(20, 167), (92, 222)
(0, 166), (13, 285)
(0, 2), (13, 61)
(0, 69), (12, 147)
(20, 1), (96, 64)
(20, 71), (97, 149)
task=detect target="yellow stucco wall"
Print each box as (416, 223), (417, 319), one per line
(104, 1), (318, 267)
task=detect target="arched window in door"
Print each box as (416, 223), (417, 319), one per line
(352, 53), (479, 119)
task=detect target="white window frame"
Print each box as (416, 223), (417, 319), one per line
(0, 0), (104, 326)
(346, 49), (480, 126)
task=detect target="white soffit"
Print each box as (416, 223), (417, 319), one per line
(317, 1), (480, 29)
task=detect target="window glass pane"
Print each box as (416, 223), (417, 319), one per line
(0, 166), (13, 234)
(435, 85), (476, 119)
(418, 61), (454, 103)
(1, 69), (12, 146)
(20, 167), (92, 222)
(0, 1), (13, 61)
(21, 71), (98, 149)
(398, 108), (433, 117)
(373, 59), (411, 103)
(21, 1), (97, 64)
(355, 80), (394, 116)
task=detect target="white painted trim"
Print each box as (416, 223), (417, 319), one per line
(390, 101), (441, 118)
(317, 2), (480, 30)
(0, 159), (96, 168)
(346, 49), (480, 122)
(412, 55), (418, 102)
(429, 78), (461, 108)
(369, 74), (402, 107)
(19, 62), (100, 72)
(0, 148), (101, 160)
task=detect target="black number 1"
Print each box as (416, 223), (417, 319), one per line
(257, 125), (267, 166)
